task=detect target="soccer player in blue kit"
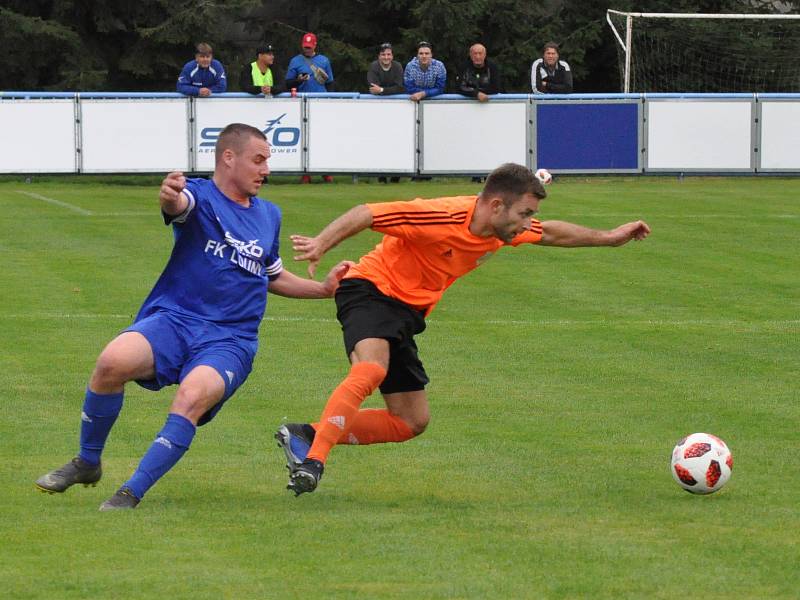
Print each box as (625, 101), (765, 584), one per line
(35, 123), (352, 510)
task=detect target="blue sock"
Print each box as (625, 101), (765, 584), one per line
(78, 389), (124, 466)
(124, 413), (196, 500)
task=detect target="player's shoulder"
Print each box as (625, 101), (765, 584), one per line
(433, 195), (477, 215)
(532, 58), (544, 69)
(184, 177), (212, 195)
(399, 195), (474, 222)
(559, 60), (571, 71)
(251, 195), (282, 218)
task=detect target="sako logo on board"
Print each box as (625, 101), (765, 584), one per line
(199, 114), (301, 155)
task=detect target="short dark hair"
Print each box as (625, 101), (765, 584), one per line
(481, 163), (546, 205)
(379, 42), (393, 51)
(417, 41), (432, 51)
(543, 41), (560, 53)
(256, 45), (274, 56)
(195, 42), (213, 56)
(215, 123), (266, 165)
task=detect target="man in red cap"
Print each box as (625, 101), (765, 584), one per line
(286, 32), (334, 94)
(286, 32), (336, 183)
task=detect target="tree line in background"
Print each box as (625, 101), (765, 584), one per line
(0, 0), (797, 94)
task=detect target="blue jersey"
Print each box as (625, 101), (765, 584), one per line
(286, 54), (334, 93)
(135, 178), (282, 340)
(176, 59), (228, 96)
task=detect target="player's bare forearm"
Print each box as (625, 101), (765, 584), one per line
(268, 261), (354, 298)
(539, 220), (650, 247)
(290, 204), (372, 277)
(159, 171), (189, 216)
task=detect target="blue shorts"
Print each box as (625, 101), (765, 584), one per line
(124, 310), (257, 425)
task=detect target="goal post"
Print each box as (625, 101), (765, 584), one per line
(606, 10), (800, 93)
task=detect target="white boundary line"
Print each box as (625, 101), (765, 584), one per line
(10, 191), (153, 217)
(2, 313), (798, 329)
(15, 190), (93, 215)
(553, 214), (798, 219)
(6, 191), (798, 220)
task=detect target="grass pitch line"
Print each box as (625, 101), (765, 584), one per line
(3, 313), (797, 331)
(13, 192), (151, 217)
(556, 213), (798, 220)
(15, 190), (93, 215)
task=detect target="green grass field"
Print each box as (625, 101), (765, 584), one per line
(0, 175), (798, 599)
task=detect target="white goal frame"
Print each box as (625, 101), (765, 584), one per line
(606, 10), (800, 93)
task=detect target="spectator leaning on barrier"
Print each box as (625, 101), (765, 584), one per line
(239, 45), (286, 96)
(531, 42), (572, 94)
(286, 32), (335, 93)
(177, 42), (227, 97)
(404, 41), (447, 102)
(455, 43), (504, 102)
(367, 43), (405, 96)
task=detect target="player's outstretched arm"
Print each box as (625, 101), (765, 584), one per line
(268, 261), (355, 298)
(290, 204), (373, 278)
(159, 171), (190, 216)
(539, 220), (650, 247)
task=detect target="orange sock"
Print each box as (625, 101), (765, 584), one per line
(306, 362), (387, 464)
(312, 409), (415, 446)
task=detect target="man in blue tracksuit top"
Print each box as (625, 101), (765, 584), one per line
(177, 42), (227, 97)
(285, 32), (334, 93)
(34, 123), (352, 510)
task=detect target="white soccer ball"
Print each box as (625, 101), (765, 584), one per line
(534, 168), (552, 185)
(670, 432), (733, 494)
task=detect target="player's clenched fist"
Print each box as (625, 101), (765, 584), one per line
(160, 171), (186, 203)
(159, 171), (189, 216)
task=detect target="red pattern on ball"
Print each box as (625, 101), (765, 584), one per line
(674, 464), (697, 485)
(683, 442), (711, 459)
(706, 460), (721, 487)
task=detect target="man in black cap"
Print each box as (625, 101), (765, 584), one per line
(239, 45), (286, 96)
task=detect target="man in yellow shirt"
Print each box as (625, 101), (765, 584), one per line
(239, 45), (286, 96)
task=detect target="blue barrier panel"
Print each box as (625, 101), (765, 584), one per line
(536, 102), (639, 171)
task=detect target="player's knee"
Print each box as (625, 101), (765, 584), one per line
(170, 383), (220, 422)
(171, 386), (204, 415)
(406, 412), (430, 436)
(91, 351), (130, 388)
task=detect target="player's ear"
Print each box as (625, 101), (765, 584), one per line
(222, 148), (235, 167)
(489, 196), (504, 213)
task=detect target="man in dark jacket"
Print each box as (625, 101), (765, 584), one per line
(239, 45), (286, 96)
(456, 44), (504, 101)
(531, 42), (573, 94)
(367, 43), (405, 96)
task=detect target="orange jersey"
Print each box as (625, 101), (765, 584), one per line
(344, 195), (543, 314)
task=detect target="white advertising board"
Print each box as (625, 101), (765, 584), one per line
(81, 99), (189, 172)
(0, 100), (75, 172)
(194, 99), (303, 172)
(759, 101), (800, 171)
(646, 101), (753, 171)
(307, 99), (415, 172)
(420, 101), (528, 173)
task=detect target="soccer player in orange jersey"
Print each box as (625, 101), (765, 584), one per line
(276, 163), (651, 495)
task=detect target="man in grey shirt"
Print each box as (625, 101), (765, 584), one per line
(367, 42), (405, 95)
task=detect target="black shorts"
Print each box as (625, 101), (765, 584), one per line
(335, 278), (429, 394)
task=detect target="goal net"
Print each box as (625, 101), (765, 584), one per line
(607, 10), (800, 93)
